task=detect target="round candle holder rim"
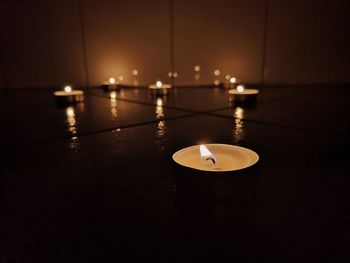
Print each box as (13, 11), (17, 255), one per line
(228, 89), (259, 95)
(149, 84), (172, 89)
(54, 90), (84, 95)
(172, 143), (259, 173)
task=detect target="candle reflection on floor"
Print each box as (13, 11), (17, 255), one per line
(110, 91), (118, 120)
(233, 106), (244, 143)
(194, 73), (200, 82)
(66, 106), (77, 135)
(65, 106), (80, 152)
(156, 98), (164, 119)
(155, 97), (167, 151)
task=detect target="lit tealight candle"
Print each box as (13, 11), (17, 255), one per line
(109, 77), (116, 85)
(64, 85), (72, 93)
(54, 85), (84, 104)
(230, 77), (237, 84)
(223, 76), (238, 89)
(103, 77), (118, 91)
(173, 144), (259, 173)
(228, 85), (259, 104)
(149, 81), (172, 95)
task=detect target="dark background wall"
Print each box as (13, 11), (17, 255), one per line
(1, 0), (350, 88)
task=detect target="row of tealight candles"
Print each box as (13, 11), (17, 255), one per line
(53, 77), (259, 177)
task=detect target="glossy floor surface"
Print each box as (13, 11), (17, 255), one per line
(1, 86), (350, 262)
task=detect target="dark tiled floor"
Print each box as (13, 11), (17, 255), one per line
(0, 90), (192, 147)
(90, 85), (318, 112)
(1, 86), (350, 262)
(214, 89), (350, 136)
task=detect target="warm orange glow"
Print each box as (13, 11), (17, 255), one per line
(156, 97), (163, 106)
(66, 106), (77, 135)
(214, 69), (220, 76)
(110, 91), (117, 99)
(230, 77), (237, 83)
(108, 77), (116, 84)
(64, 85), (72, 93)
(156, 98), (164, 119)
(156, 81), (162, 88)
(214, 80), (220, 86)
(168, 72), (173, 77)
(132, 69), (138, 76)
(173, 72), (178, 78)
(234, 106), (244, 119)
(225, 74), (231, 80)
(194, 65), (200, 72)
(118, 75), (124, 81)
(237, 85), (245, 92)
(66, 107), (75, 118)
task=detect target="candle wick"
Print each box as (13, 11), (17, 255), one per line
(205, 157), (216, 169)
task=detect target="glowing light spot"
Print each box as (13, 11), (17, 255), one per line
(64, 85), (72, 93)
(200, 145), (213, 158)
(194, 65), (200, 72)
(214, 69), (220, 76)
(156, 98), (163, 106)
(168, 72), (173, 77)
(237, 85), (245, 93)
(156, 81), (162, 88)
(173, 72), (178, 78)
(214, 80), (220, 86)
(132, 69), (138, 76)
(118, 75), (124, 81)
(108, 77), (116, 84)
(110, 91), (117, 99)
(230, 77), (237, 83)
(225, 74), (231, 80)
(66, 107), (75, 118)
(234, 107), (244, 119)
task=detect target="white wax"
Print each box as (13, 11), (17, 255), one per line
(228, 89), (259, 95)
(149, 84), (172, 90)
(173, 144), (259, 172)
(54, 90), (84, 96)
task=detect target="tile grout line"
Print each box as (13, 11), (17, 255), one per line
(86, 89), (349, 138)
(7, 113), (200, 151)
(88, 92), (201, 114)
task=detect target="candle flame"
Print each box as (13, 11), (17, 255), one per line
(237, 85), (245, 93)
(200, 145), (216, 162)
(108, 77), (116, 84)
(194, 65), (200, 72)
(64, 85), (72, 93)
(230, 77), (236, 83)
(132, 69), (138, 76)
(156, 81), (162, 88)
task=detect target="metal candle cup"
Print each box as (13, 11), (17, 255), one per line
(228, 85), (259, 104)
(172, 144), (259, 196)
(54, 86), (84, 104)
(102, 77), (119, 91)
(149, 81), (172, 96)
